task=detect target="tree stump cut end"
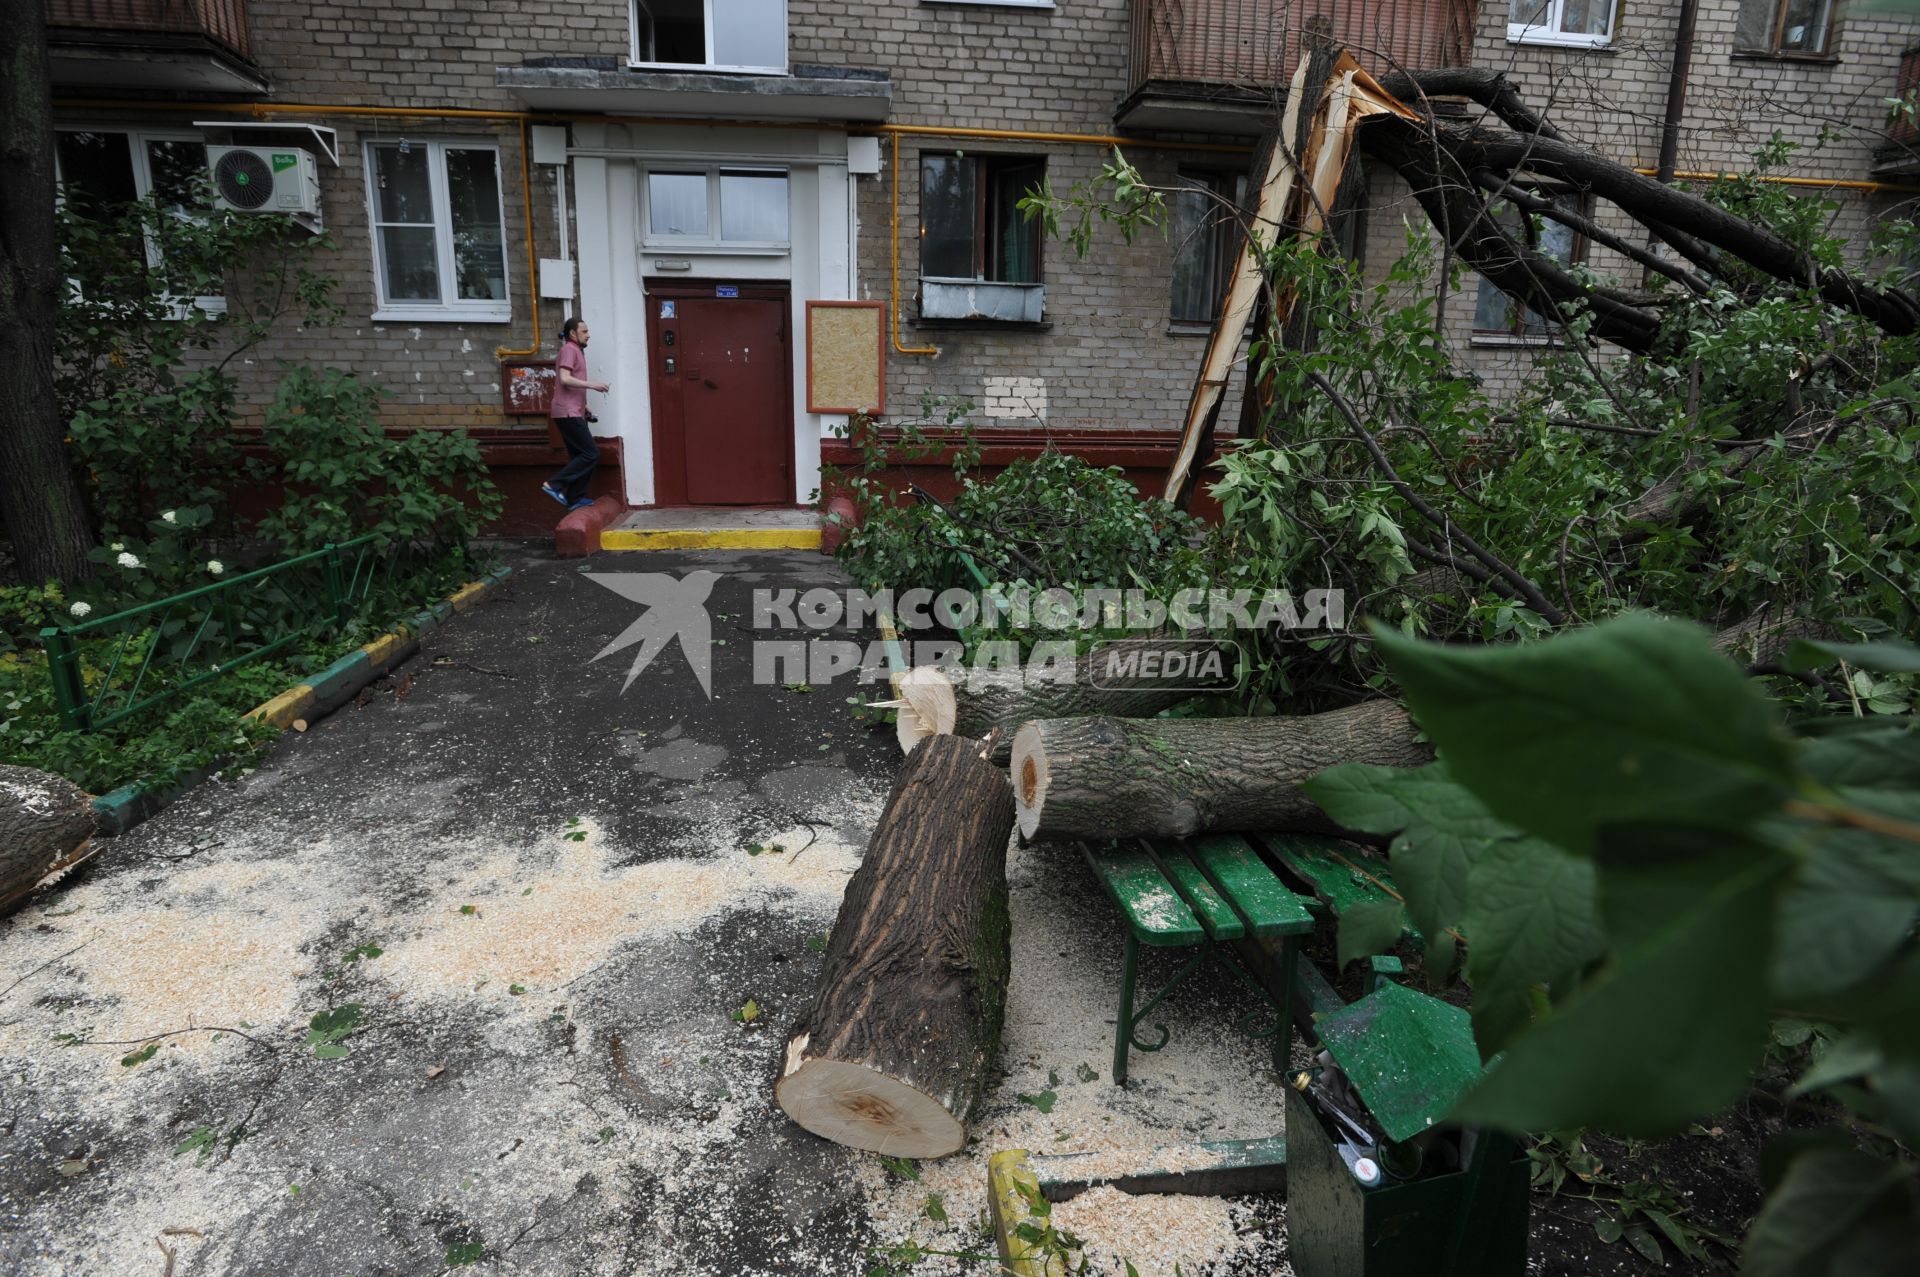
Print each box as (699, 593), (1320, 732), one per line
(776, 1047), (968, 1159)
(1011, 722), (1048, 841)
(893, 665), (958, 755)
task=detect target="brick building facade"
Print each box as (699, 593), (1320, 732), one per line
(44, 2), (1920, 520)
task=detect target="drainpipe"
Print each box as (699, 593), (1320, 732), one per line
(1648, 0), (1699, 284)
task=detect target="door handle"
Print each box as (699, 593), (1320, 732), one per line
(703, 378), (718, 389)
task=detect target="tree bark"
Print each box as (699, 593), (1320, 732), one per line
(893, 637), (1234, 762)
(1011, 700), (1433, 843)
(0, 0), (94, 583)
(1, 764), (97, 914)
(776, 734), (1015, 1158)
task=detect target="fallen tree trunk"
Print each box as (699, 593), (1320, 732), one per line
(776, 734), (1015, 1158)
(1011, 700), (1432, 842)
(2, 765), (97, 914)
(892, 637), (1236, 760)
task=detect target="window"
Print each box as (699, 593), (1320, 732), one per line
(1472, 189), (1586, 340)
(631, 0), (787, 73)
(1170, 172), (1245, 326)
(1735, 0), (1834, 57)
(1507, 0), (1618, 48)
(920, 154), (1044, 284)
(364, 141), (509, 322)
(643, 167), (790, 247)
(55, 129), (225, 312)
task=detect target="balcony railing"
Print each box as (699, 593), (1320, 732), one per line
(1128, 0), (1472, 95)
(47, 0), (251, 61)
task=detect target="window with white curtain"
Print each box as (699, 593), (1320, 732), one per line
(364, 141), (509, 322)
(1507, 0), (1619, 48)
(644, 167), (790, 247)
(631, 0), (787, 72)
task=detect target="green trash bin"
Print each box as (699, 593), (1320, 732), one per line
(1286, 982), (1530, 1277)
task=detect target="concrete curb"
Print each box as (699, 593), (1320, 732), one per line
(555, 495), (625, 558)
(600, 527), (823, 552)
(89, 563), (515, 837)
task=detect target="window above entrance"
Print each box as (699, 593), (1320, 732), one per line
(630, 0), (788, 74)
(643, 167), (791, 251)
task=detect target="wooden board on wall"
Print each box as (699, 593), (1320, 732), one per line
(807, 301), (886, 415)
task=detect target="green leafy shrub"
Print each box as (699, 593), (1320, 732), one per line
(253, 366), (502, 555)
(58, 190), (338, 537)
(823, 401), (1201, 608)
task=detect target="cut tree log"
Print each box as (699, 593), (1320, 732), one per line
(891, 637), (1235, 761)
(2, 765), (97, 914)
(776, 734), (1016, 1158)
(1011, 700), (1432, 842)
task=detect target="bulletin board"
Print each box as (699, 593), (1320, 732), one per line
(501, 359), (557, 418)
(806, 301), (886, 415)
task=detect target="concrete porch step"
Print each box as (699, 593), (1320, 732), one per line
(602, 506), (822, 552)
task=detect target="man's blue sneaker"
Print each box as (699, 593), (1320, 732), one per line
(541, 482), (568, 507)
(568, 497), (597, 512)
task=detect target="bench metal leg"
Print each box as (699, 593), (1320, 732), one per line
(1272, 934), (1299, 1079)
(1114, 933), (1139, 1085)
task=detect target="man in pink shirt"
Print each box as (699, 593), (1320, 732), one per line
(543, 316), (610, 511)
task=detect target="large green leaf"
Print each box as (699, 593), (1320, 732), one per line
(1453, 844), (1788, 1135)
(1375, 615), (1796, 854)
(1462, 836), (1603, 1059)
(1741, 1145), (1918, 1277)
(1770, 828), (1919, 1001)
(1798, 726), (1920, 791)
(1786, 637), (1920, 675)
(1338, 899), (1407, 969)
(1307, 763), (1510, 939)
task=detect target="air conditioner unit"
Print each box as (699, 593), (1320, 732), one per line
(207, 146), (322, 226)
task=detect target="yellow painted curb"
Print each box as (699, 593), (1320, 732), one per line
(987, 1150), (1068, 1277)
(247, 685), (316, 729)
(361, 631), (409, 670)
(600, 528), (822, 552)
(446, 581), (488, 614)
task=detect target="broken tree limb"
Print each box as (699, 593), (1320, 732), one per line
(1011, 701), (1432, 843)
(1165, 49), (1418, 508)
(776, 734), (1015, 1158)
(892, 637), (1237, 761)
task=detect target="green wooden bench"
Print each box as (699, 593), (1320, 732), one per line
(1078, 833), (1316, 1085)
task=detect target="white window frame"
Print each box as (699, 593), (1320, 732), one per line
(629, 0), (790, 75)
(639, 165), (792, 254)
(1507, 0), (1619, 49)
(53, 126), (228, 318)
(362, 140), (512, 324)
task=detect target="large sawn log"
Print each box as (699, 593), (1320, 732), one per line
(776, 734), (1015, 1158)
(2, 764), (97, 914)
(891, 637), (1235, 761)
(1011, 700), (1433, 842)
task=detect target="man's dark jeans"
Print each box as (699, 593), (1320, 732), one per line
(550, 416), (599, 502)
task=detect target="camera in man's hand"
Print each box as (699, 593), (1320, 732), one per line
(584, 410), (599, 424)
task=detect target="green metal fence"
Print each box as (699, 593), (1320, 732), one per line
(40, 533), (399, 733)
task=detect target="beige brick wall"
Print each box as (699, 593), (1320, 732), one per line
(58, 1), (1917, 436)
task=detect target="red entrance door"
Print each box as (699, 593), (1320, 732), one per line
(645, 283), (793, 505)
